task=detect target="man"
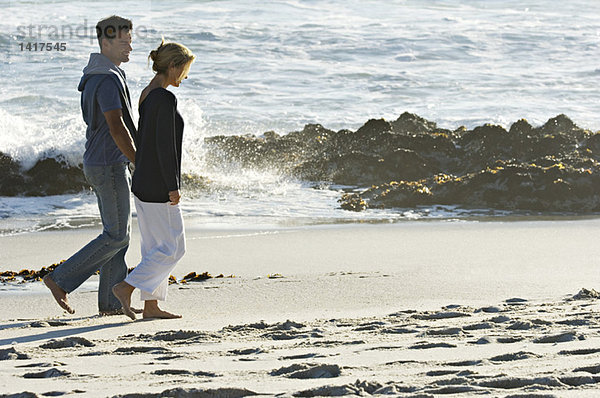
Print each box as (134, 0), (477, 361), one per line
(43, 15), (137, 315)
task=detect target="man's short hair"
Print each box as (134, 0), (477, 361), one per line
(96, 15), (133, 49)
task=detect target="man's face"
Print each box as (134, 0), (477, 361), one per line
(103, 30), (132, 65)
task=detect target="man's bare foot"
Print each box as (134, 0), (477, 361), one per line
(143, 300), (182, 319)
(111, 281), (136, 320)
(43, 274), (74, 314)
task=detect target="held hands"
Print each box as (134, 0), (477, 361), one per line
(168, 190), (181, 205)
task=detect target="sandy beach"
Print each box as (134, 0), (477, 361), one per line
(1, 219), (600, 397)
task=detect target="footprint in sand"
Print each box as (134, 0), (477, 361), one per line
(113, 346), (172, 355)
(476, 376), (564, 389)
(489, 351), (540, 362)
(22, 368), (70, 379)
(444, 360), (482, 367)
(154, 354), (185, 361)
(409, 342), (457, 349)
(29, 320), (69, 328)
(497, 336), (525, 344)
(293, 379), (389, 397)
(475, 306), (502, 313)
(224, 320), (306, 334)
(78, 351), (111, 357)
(381, 326), (419, 334)
(469, 337), (493, 345)
(574, 365), (600, 374)
(426, 327), (463, 336)
(463, 322), (494, 331)
(426, 369), (460, 377)
(352, 321), (388, 332)
(425, 386), (482, 395)
(115, 387), (258, 398)
(505, 298), (529, 305)
(152, 369), (220, 377)
(489, 315), (511, 323)
(148, 330), (216, 342)
(0, 347), (29, 360)
(559, 347), (600, 356)
(412, 311), (471, 321)
(559, 375), (600, 387)
(16, 362), (65, 368)
(533, 332), (579, 344)
(228, 347), (267, 356)
(557, 318), (591, 326)
(271, 363), (341, 379)
(507, 321), (536, 330)
(261, 330), (315, 340)
(280, 353), (324, 360)
(39, 337), (95, 349)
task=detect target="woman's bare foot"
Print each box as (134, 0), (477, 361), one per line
(111, 281), (136, 320)
(143, 300), (182, 319)
(43, 274), (74, 314)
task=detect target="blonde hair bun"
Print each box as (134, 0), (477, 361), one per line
(148, 38), (195, 76)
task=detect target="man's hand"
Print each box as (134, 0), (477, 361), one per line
(169, 190), (181, 205)
(104, 109), (136, 163)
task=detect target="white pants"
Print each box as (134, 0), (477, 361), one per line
(125, 197), (186, 301)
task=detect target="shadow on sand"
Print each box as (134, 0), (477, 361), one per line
(0, 317), (132, 346)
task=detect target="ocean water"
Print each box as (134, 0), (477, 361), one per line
(1, 0), (600, 235)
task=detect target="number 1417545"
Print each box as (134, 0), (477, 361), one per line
(19, 42), (67, 51)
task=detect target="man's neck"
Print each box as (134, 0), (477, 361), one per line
(101, 51), (121, 67)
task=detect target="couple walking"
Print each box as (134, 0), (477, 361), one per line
(43, 15), (195, 320)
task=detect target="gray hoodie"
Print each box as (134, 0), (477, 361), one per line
(78, 53), (137, 166)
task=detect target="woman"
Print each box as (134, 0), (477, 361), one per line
(113, 39), (195, 320)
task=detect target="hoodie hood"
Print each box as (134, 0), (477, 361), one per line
(77, 53), (127, 92)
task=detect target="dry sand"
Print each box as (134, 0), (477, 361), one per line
(1, 219), (600, 397)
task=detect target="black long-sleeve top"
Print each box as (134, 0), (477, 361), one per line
(132, 88), (184, 203)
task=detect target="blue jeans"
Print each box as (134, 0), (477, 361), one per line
(50, 162), (131, 312)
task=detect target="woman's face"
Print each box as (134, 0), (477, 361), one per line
(168, 62), (191, 87)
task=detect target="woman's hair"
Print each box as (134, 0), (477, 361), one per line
(149, 38), (195, 81)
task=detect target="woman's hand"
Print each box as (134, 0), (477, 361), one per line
(168, 190), (181, 205)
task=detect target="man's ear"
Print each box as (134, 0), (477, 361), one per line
(102, 37), (114, 51)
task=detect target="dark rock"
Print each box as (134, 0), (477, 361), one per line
(509, 119), (533, 136)
(25, 156), (88, 196)
(355, 118), (392, 137)
(391, 112), (438, 134)
(0, 151), (26, 196)
(204, 113), (599, 214)
(340, 158), (600, 213)
(540, 114), (579, 135)
(0, 152), (89, 197)
(6, 112), (598, 215)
